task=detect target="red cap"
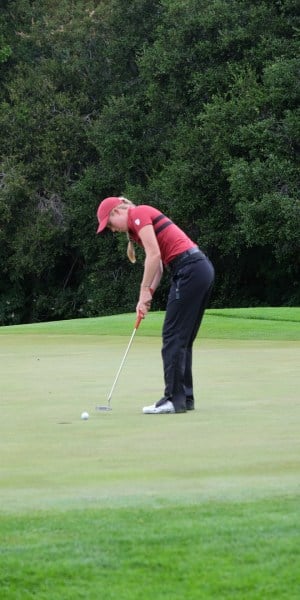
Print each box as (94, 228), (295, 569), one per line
(96, 197), (121, 233)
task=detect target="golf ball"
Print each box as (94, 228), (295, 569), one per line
(81, 411), (89, 420)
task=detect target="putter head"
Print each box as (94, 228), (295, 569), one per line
(95, 405), (112, 412)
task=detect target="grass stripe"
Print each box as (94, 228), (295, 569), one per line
(0, 307), (300, 339)
(1, 498), (299, 599)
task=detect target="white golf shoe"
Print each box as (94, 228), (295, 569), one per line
(143, 400), (175, 414)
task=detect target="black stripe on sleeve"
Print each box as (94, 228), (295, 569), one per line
(155, 221), (172, 234)
(152, 214), (165, 225)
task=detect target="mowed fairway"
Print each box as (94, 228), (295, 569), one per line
(0, 308), (299, 599)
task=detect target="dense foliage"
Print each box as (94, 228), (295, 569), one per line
(0, 0), (299, 324)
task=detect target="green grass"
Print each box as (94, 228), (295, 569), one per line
(0, 308), (299, 598)
(1, 499), (299, 599)
(1, 306), (300, 339)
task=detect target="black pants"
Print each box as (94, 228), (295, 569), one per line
(160, 255), (214, 412)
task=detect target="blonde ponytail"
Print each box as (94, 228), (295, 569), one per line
(118, 197), (137, 264)
(127, 236), (136, 264)
(119, 196), (136, 265)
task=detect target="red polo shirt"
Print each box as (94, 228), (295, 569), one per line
(127, 205), (197, 265)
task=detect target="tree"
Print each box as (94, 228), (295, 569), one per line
(0, 0), (299, 323)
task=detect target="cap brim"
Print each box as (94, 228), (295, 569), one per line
(96, 217), (108, 234)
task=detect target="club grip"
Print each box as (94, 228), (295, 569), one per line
(134, 312), (143, 329)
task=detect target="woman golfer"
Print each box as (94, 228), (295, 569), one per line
(96, 196), (214, 414)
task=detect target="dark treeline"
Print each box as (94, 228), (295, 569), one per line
(0, 0), (299, 324)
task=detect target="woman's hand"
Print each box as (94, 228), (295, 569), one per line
(136, 288), (153, 318)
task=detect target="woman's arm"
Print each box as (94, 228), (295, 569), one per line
(149, 260), (163, 293)
(136, 224), (161, 317)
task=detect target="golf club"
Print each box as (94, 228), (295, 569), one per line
(96, 312), (143, 411)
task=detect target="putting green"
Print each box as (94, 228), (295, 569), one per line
(0, 309), (299, 513)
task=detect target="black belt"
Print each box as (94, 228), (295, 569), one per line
(168, 247), (205, 272)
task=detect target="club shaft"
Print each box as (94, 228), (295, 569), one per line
(107, 326), (138, 404)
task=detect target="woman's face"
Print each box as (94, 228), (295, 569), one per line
(107, 208), (128, 233)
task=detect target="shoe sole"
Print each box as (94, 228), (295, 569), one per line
(143, 410), (175, 414)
